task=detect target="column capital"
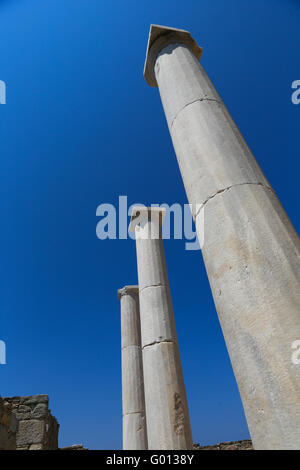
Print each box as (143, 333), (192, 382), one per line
(118, 285), (139, 300)
(129, 206), (166, 232)
(144, 24), (203, 87)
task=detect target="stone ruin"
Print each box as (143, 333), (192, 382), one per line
(0, 394), (252, 450)
(0, 395), (59, 450)
(194, 440), (253, 451)
(0, 394), (89, 450)
(1, 24), (299, 452)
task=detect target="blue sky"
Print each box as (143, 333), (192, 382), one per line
(0, 0), (299, 449)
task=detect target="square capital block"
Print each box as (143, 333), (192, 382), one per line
(144, 24), (203, 87)
(129, 206), (166, 233)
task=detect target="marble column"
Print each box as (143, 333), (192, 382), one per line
(143, 25), (300, 450)
(129, 206), (193, 450)
(118, 285), (147, 450)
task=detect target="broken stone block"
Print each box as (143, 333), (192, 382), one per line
(29, 443), (43, 450)
(15, 405), (31, 421)
(32, 403), (48, 419)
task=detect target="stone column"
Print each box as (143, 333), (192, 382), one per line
(143, 25), (300, 450)
(129, 207), (193, 450)
(118, 285), (147, 450)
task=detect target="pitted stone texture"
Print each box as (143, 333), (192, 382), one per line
(15, 405), (31, 421)
(143, 342), (193, 450)
(21, 395), (49, 406)
(16, 420), (45, 447)
(123, 413), (148, 450)
(32, 403), (48, 420)
(155, 44), (221, 129)
(139, 285), (177, 347)
(3, 395), (59, 450)
(200, 184), (300, 450)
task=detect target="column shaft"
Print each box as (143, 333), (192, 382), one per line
(118, 286), (147, 450)
(144, 25), (300, 450)
(130, 207), (193, 450)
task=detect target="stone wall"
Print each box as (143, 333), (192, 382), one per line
(1, 395), (59, 450)
(194, 439), (253, 450)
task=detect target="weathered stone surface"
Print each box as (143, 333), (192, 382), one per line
(2, 394), (59, 450)
(201, 183), (300, 450)
(22, 395), (49, 406)
(170, 98), (270, 217)
(32, 403), (48, 419)
(29, 443), (43, 450)
(145, 24), (300, 450)
(194, 439), (253, 450)
(15, 405), (31, 421)
(155, 44), (218, 128)
(119, 285), (148, 450)
(143, 341), (192, 450)
(153, 40), (270, 218)
(9, 412), (18, 434)
(139, 284), (177, 347)
(60, 444), (88, 450)
(132, 237), (168, 291)
(122, 346), (145, 415)
(42, 413), (59, 450)
(123, 413), (147, 451)
(16, 419), (45, 446)
(1, 400), (14, 429)
(0, 398), (17, 450)
(130, 207), (193, 450)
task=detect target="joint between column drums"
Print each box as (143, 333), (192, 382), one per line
(122, 411), (145, 417)
(142, 339), (175, 350)
(194, 182), (274, 218)
(170, 97), (222, 129)
(139, 283), (166, 294)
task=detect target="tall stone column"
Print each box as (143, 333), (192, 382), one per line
(143, 25), (300, 450)
(129, 207), (193, 450)
(118, 285), (147, 450)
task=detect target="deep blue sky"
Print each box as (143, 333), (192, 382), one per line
(0, 0), (299, 449)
